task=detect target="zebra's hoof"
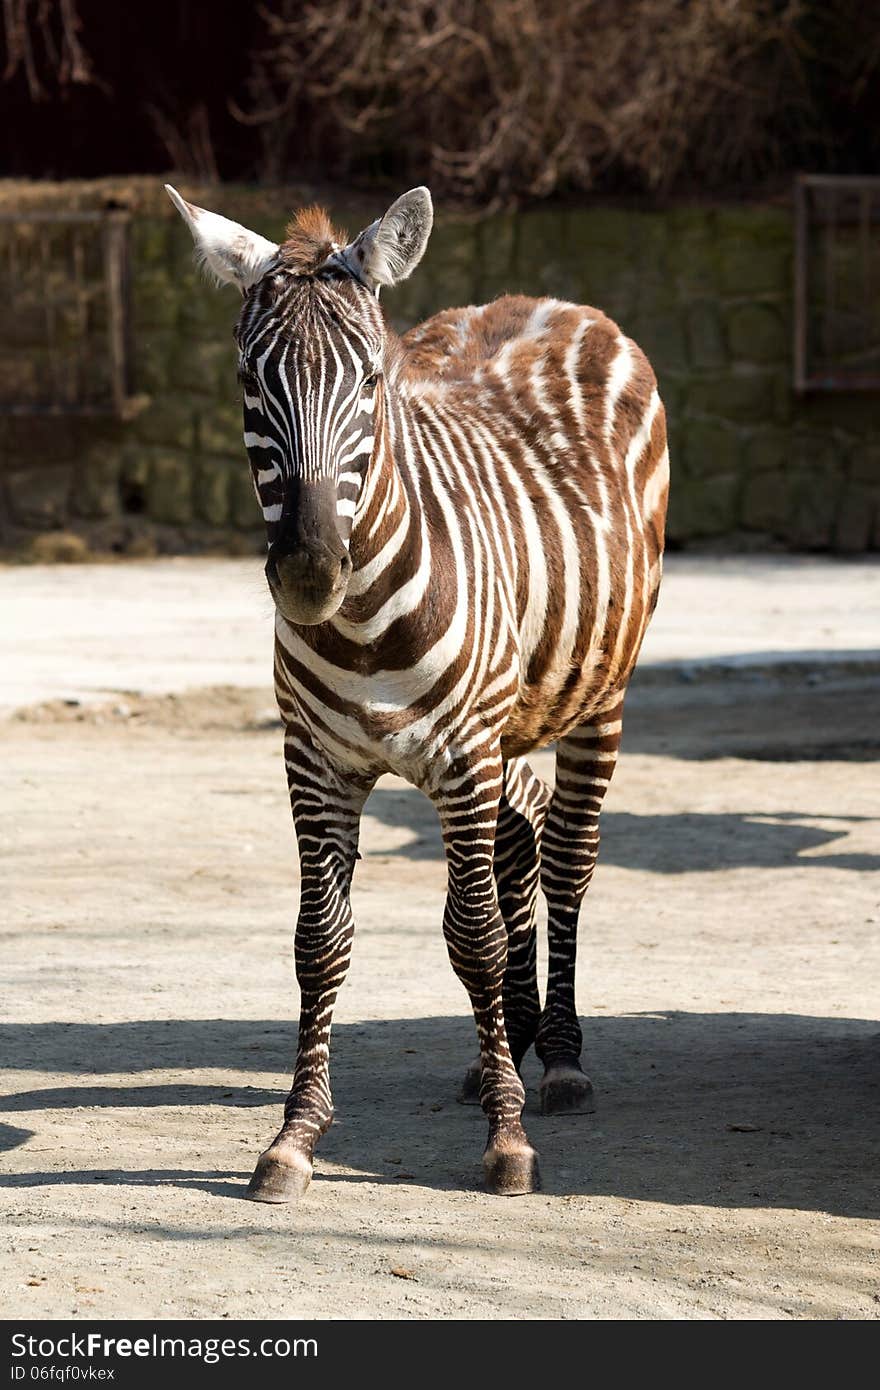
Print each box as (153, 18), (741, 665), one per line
(483, 1143), (541, 1196)
(539, 1065), (595, 1116)
(457, 1059), (482, 1105)
(246, 1146), (312, 1203)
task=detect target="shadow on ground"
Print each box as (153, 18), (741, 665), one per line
(2, 1011), (877, 1219)
(625, 671), (880, 762)
(366, 785), (879, 872)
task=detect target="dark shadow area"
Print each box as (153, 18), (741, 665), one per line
(1, 2), (263, 180)
(0, 1167), (247, 1200)
(597, 810), (878, 874)
(364, 785), (880, 873)
(0, 1120), (34, 1152)
(632, 650), (880, 681)
(0, 1020), (298, 1076)
(1, 1012), (877, 1218)
(624, 671), (880, 763)
(0, 1083), (279, 1112)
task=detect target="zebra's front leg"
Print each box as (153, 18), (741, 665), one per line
(459, 758), (550, 1103)
(247, 728), (373, 1204)
(537, 706), (623, 1116)
(438, 756), (540, 1195)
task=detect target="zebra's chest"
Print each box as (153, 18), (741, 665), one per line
(273, 617), (493, 782)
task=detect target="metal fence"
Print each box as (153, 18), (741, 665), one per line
(794, 174), (880, 393)
(0, 209), (139, 418)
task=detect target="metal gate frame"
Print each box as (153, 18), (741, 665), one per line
(0, 208), (143, 419)
(794, 174), (880, 394)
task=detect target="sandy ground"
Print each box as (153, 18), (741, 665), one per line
(2, 554), (879, 710)
(2, 660), (879, 1320)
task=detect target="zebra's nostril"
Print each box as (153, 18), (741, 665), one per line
(277, 549), (340, 589)
(266, 543), (350, 626)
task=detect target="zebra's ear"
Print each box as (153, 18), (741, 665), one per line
(165, 185), (279, 293)
(339, 187), (433, 292)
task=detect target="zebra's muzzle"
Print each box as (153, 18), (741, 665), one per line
(266, 540), (352, 626)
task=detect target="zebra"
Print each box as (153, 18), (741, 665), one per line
(167, 184), (669, 1200)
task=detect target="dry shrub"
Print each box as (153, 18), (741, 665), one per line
(28, 530), (90, 563)
(236, 0), (878, 202)
(3, 1), (877, 197)
(2, 0), (102, 99)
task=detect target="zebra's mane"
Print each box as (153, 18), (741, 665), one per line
(281, 206), (348, 275)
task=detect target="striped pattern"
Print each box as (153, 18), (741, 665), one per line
(232, 248), (668, 1199)
(237, 269), (383, 547)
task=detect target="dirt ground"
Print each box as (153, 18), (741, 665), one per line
(4, 554), (879, 711)
(2, 668), (878, 1321)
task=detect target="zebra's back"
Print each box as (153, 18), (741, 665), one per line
(400, 295), (669, 755)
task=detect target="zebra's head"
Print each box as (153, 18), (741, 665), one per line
(167, 185), (433, 625)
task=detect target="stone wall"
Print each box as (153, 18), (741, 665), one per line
(1, 178), (878, 555)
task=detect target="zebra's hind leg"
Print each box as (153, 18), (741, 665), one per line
(247, 726), (374, 1204)
(459, 758), (550, 1104)
(437, 753), (539, 1195)
(537, 702), (623, 1116)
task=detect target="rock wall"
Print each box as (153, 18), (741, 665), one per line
(1, 179), (877, 554)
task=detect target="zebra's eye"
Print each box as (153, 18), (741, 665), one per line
(238, 365), (258, 392)
(362, 371), (379, 391)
